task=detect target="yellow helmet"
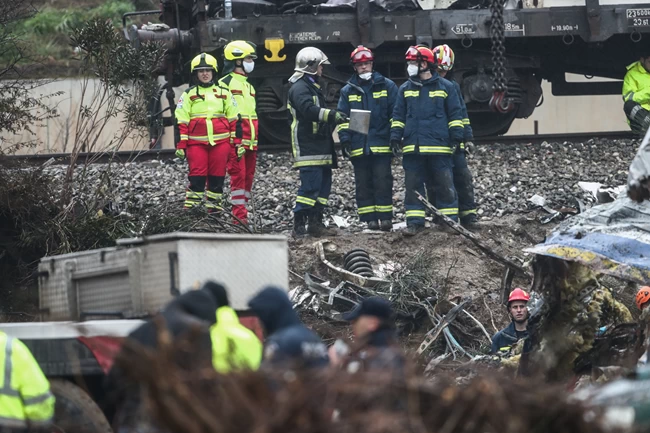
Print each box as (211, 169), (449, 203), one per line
(224, 41), (257, 61)
(190, 53), (218, 73)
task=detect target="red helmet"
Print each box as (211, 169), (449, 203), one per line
(636, 286), (650, 310)
(405, 45), (435, 64)
(350, 45), (374, 64)
(508, 288), (530, 304)
(432, 44), (455, 71)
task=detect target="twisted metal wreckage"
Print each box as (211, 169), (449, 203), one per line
(289, 127), (650, 427)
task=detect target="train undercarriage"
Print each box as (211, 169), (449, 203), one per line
(123, 0), (650, 146)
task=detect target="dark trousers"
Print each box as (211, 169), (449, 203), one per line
(352, 155), (393, 222)
(425, 150), (476, 221)
(293, 167), (332, 213)
(452, 150), (477, 220)
(404, 153), (457, 226)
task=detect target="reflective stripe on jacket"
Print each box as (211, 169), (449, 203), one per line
(623, 61), (650, 111)
(390, 74), (464, 155)
(0, 331), (55, 428)
(175, 84), (239, 148)
(336, 72), (398, 158)
(451, 79), (473, 143)
(219, 73), (259, 149)
(287, 76), (336, 169)
(210, 306), (263, 373)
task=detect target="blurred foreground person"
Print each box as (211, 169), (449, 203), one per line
(205, 281), (263, 373)
(0, 330), (55, 433)
(248, 286), (329, 368)
(104, 290), (217, 433)
(330, 296), (404, 374)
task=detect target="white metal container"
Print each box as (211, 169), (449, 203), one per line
(38, 232), (289, 321)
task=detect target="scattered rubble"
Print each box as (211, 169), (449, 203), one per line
(36, 137), (639, 233)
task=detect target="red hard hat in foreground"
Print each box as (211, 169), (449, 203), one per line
(508, 288), (530, 303)
(636, 286), (650, 310)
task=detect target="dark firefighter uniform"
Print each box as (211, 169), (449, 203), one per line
(337, 71), (398, 226)
(175, 53), (240, 211)
(451, 79), (477, 222)
(390, 73), (464, 227)
(0, 331), (55, 431)
(288, 46), (348, 236)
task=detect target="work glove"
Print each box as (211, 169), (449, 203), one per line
(464, 141), (475, 156)
(329, 110), (349, 125)
(236, 145), (246, 161)
(341, 141), (351, 158)
(175, 149), (185, 160)
(390, 139), (402, 157)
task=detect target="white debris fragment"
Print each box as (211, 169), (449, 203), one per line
(529, 194), (546, 207)
(331, 215), (350, 228)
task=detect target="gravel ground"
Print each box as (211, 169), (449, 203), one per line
(42, 137), (639, 233)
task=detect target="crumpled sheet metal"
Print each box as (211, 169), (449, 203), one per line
(525, 196), (650, 285)
(628, 126), (650, 202)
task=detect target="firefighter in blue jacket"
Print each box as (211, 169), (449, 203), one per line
(390, 45), (464, 236)
(287, 47), (348, 237)
(337, 46), (399, 232)
(431, 44), (477, 227)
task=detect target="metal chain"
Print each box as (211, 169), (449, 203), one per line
(489, 0), (507, 94)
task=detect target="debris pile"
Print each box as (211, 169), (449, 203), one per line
(290, 240), (493, 362)
(33, 137), (639, 232)
(119, 326), (610, 433)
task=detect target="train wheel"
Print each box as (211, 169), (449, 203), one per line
(256, 83), (291, 146)
(469, 109), (517, 137)
(51, 379), (113, 433)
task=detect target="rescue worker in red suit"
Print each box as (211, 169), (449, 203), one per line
(175, 53), (241, 210)
(220, 41), (259, 225)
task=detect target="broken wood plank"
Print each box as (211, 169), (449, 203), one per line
(416, 192), (532, 279)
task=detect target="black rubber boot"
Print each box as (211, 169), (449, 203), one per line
(308, 209), (337, 237)
(404, 225), (424, 237)
(293, 211), (308, 237)
(367, 221), (380, 230)
(380, 220), (392, 232)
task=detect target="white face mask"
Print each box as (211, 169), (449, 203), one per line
(358, 72), (372, 81)
(407, 64), (419, 77)
(243, 61), (255, 74)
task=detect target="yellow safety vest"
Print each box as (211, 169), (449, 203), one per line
(623, 61), (650, 111)
(210, 306), (262, 373)
(0, 331), (55, 428)
(219, 73), (258, 149)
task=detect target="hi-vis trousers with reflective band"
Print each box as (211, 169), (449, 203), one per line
(0, 333), (55, 430)
(227, 146), (257, 224)
(403, 154), (458, 225)
(293, 167), (332, 213)
(184, 143), (230, 210)
(426, 147), (476, 221)
(352, 155), (393, 222)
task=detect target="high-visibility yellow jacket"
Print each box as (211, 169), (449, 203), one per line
(175, 84), (240, 149)
(219, 73), (258, 150)
(623, 61), (650, 111)
(210, 306), (262, 373)
(0, 331), (55, 429)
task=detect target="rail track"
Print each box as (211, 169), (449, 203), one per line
(2, 131), (636, 166)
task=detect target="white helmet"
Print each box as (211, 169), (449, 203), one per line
(289, 47), (330, 83)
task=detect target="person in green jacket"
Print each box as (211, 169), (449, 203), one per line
(203, 281), (262, 373)
(0, 331), (55, 431)
(623, 50), (650, 135)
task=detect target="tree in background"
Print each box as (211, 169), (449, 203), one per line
(0, 0), (58, 154)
